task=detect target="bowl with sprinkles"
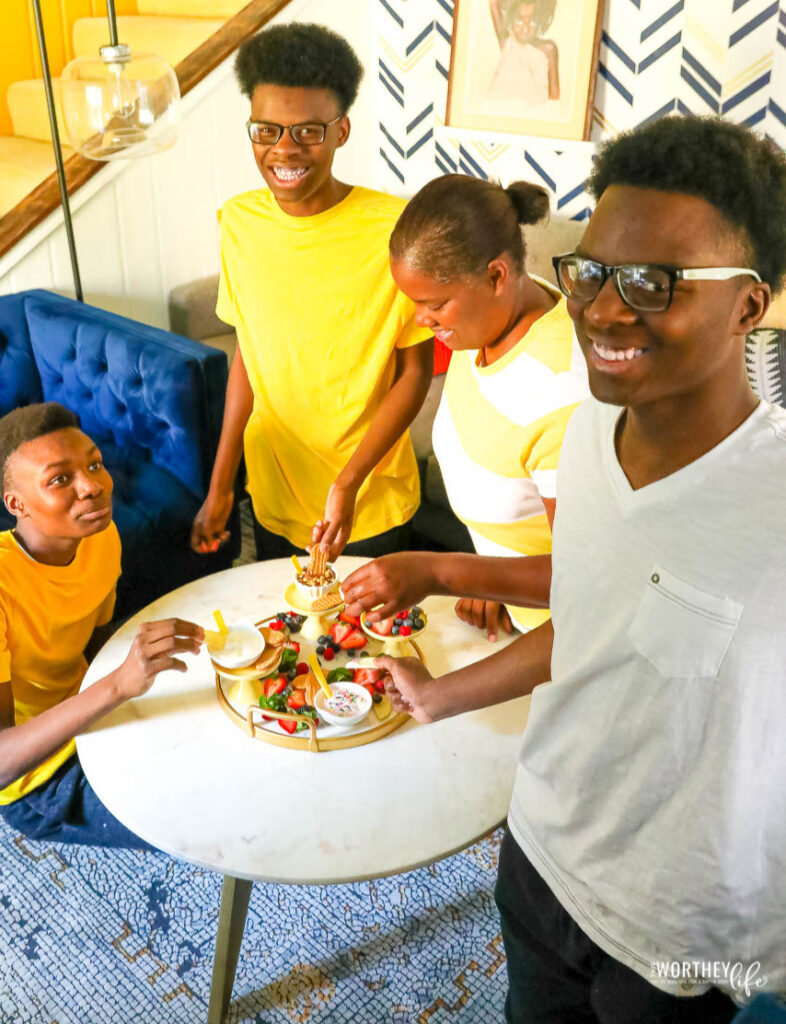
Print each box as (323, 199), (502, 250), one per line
(314, 681), (372, 728)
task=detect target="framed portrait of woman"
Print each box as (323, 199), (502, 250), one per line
(446, 0), (606, 140)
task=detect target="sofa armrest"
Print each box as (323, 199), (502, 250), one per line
(168, 274), (234, 342)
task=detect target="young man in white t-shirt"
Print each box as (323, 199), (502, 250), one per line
(373, 116), (786, 1021)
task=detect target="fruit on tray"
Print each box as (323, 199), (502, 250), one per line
(338, 611), (362, 628)
(264, 675), (288, 698)
(373, 617), (394, 636)
(258, 682), (318, 734)
(365, 607), (426, 638)
(353, 667), (382, 693)
(329, 621), (367, 650)
(373, 693), (392, 720)
(270, 611), (307, 635)
(287, 689), (307, 710)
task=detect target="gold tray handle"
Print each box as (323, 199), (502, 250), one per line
(245, 705), (321, 753)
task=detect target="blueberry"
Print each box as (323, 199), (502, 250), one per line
(391, 625), (400, 635)
(394, 618), (402, 626)
(316, 645), (325, 655)
(287, 669), (296, 681)
(318, 634), (329, 644)
(372, 692), (382, 704)
(360, 650), (370, 658)
(290, 622), (301, 634)
(412, 606), (422, 616)
(413, 618), (424, 630)
(402, 617), (413, 627)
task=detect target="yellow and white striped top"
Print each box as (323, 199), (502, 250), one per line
(431, 278), (589, 631)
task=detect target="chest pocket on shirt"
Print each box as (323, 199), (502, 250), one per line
(628, 565), (742, 679)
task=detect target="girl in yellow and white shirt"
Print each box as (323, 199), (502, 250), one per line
(343, 174), (588, 639)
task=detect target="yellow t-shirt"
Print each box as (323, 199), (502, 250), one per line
(216, 185), (432, 548)
(0, 523), (121, 804)
(431, 281), (589, 630)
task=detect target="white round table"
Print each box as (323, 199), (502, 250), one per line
(78, 557), (528, 1022)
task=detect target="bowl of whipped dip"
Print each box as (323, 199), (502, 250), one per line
(208, 620), (265, 669)
(314, 682), (372, 728)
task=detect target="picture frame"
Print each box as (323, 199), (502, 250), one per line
(446, 0), (606, 141)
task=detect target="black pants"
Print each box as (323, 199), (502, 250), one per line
(494, 829), (738, 1024)
(252, 519), (413, 562)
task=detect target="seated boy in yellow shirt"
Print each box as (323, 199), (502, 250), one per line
(190, 23), (434, 563)
(0, 403), (203, 848)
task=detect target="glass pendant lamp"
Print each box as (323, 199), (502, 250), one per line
(60, 0), (180, 160)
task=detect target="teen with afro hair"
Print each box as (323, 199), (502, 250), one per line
(366, 115), (786, 1020)
(192, 23), (434, 564)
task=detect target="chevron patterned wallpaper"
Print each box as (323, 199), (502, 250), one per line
(375, 0), (786, 219)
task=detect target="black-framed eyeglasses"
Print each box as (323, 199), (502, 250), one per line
(245, 114), (342, 146)
(552, 253), (762, 313)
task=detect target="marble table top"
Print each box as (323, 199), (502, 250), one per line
(78, 557), (528, 884)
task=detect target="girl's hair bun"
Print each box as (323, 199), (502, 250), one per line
(505, 181), (550, 226)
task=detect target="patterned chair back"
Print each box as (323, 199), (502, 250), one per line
(745, 328), (786, 407)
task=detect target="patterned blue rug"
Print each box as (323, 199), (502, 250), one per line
(0, 815), (507, 1023)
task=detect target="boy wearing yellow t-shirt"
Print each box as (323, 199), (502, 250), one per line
(190, 23), (433, 562)
(0, 403), (203, 847)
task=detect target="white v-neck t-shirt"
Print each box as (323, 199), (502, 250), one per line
(508, 397), (786, 1000)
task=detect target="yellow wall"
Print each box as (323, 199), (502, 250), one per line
(0, 0), (138, 136)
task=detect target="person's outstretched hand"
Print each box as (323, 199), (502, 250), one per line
(310, 482), (357, 562)
(112, 619), (204, 700)
(454, 598), (514, 643)
(191, 489), (233, 554)
(372, 655), (436, 723)
(342, 552), (438, 621)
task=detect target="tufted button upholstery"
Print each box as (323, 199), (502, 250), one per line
(0, 290), (237, 619)
(0, 294), (44, 414)
(25, 298), (212, 500)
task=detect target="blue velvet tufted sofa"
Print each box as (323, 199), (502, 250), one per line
(0, 289), (238, 619)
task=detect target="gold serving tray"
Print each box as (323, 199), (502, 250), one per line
(213, 615), (423, 753)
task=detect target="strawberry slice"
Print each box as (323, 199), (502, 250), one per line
(278, 718), (297, 734)
(340, 628), (367, 650)
(339, 611), (362, 628)
(287, 689), (307, 709)
(371, 616), (394, 636)
(353, 667), (381, 688)
(264, 675), (288, 698)
(329, 621), (353, 645)
(362, 682), (376, 698)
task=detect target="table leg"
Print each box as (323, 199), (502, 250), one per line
(207, 874), (253, 1024)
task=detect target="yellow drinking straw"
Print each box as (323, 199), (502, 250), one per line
(308, 653), (333, 699)
(291, 554), (303, 574)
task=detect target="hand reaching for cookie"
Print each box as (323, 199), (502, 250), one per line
(310, 482), (357, 562)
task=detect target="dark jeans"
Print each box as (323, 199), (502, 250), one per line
(252, 518), (413, 562)
(0, 754), (153, 850)
(495, 829), (738, 1024)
